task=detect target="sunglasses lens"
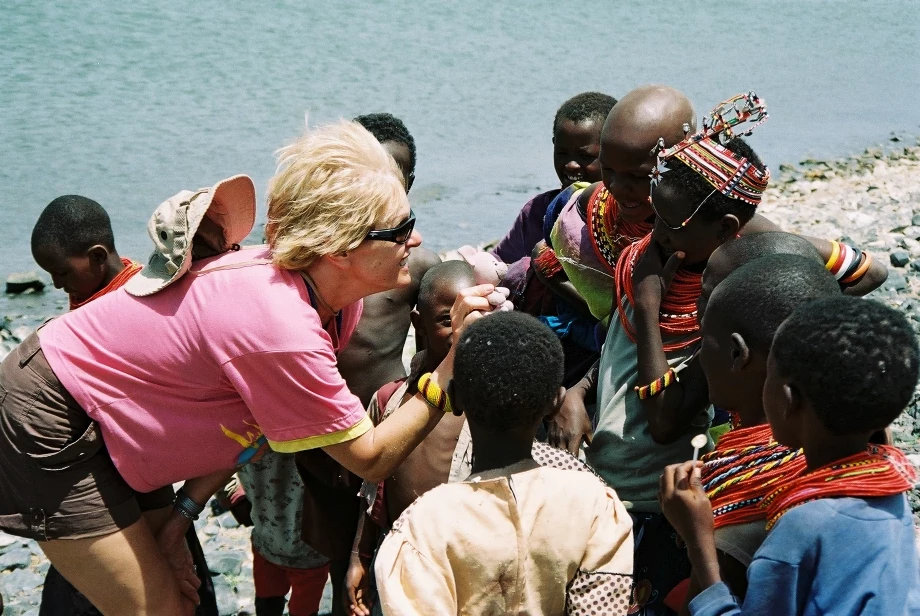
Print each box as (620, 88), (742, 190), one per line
(395, 218), (415, 244)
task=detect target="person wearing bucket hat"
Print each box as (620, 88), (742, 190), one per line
(0, 120), (500, 615)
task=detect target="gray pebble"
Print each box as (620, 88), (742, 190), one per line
(0, 569), (43, 596)
(885, 273), (909, 292)
(890, 250), (910, 267)
(212, 577), (238, 616)
(217, 513), (240, 530)
(0, 548), (31, 571)
(912, 213), (920, 227)
(208, 551), (244, 577)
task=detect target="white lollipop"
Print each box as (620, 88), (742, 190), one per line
(691, 433), (708, 462)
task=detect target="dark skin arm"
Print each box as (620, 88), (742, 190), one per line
(530, 240), (593, 317)
(743, 214), (887, 295)
(680, 551), (749, 615)
(546, 358), (598, 455)
(632, 246), (710, 444)
(345, 503), (380, 616)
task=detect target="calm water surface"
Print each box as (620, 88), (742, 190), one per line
(1, 0), (918, 317)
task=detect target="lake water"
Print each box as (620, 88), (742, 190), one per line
(1, 0), (918, 315)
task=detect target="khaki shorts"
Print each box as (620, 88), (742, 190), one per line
(0, 333), (173, 540)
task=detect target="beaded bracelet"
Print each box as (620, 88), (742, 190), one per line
(634, 368), (677, 400)
(418, 373), (453, 414)
(173, 489), (204, 521)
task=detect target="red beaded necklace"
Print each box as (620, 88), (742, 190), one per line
(701, 423), (806, 529)
(762, 444), (917, 530)
(586, 185), (653, 275)
(614, 234), (702, 351)
(70, 258), (143, 311)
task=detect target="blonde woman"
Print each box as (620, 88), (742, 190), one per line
(0, 121), (495, 615)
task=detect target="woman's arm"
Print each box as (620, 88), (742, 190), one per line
(324, 285), (495, 483)
(742, 214), (887, 295)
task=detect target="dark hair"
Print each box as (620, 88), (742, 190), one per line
(660, 137), (766, 227)
(707, 254), (841, 353)
(31, 195), (116, 255)
(773, 297), (920, 435)
(716, 232), (823, 271)
(353, 113), (416, 174)
(453, 311), (563, 432)
(417, 261), (473, 316)
(553, 92), (618, 135)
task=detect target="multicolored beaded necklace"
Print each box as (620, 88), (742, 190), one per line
(586, 184), (653, 275)
(762, 444), (917, 530)
(613, 233), (702, 351)
(700, 423), (806, 529)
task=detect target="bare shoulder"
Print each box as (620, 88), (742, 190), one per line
(577, 181), (601, 211)
(740, 213), (783, 234)
(410, 246), (441, 275)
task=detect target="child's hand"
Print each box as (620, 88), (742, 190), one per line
(344, 553), (373, 616)
(658, 460), (713, 547)
(632, 241), (684, 313)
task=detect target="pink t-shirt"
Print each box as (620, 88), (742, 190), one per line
(40, 246), (369, 492)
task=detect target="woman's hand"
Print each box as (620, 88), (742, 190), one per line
(450, 284), (512, 341)
(344, 552), (374, 616)
(155, 514), (201, 607)
(659, 461), (712, 546)
(632, 243), (684, 314)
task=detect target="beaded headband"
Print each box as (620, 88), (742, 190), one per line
(650, 91), (771, 205)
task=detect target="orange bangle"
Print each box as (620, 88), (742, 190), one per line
(841, 251), (872, 284)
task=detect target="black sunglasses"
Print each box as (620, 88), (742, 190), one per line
(365, 210), (416, 244)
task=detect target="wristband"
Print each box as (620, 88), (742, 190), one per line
(634, 368), (677, 400)
(174, 489), (204, 521)
(418, 373), (453, 414)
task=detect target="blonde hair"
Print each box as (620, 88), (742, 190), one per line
(266, 119), (409, 271)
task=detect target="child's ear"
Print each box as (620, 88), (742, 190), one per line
(783, 381), (805, 420)
(410, 309), (427, 349)
(544, 386), (566, 420)
(717, 214), (741, 243)
(729, 333), (752, 372)
(87, 245), (110, 265)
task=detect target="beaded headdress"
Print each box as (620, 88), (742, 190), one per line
(650, 91), (771, 205)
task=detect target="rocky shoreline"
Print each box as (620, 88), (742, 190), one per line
(2, 142), (920, 614)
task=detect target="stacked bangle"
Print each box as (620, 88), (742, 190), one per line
(840, 251), (872, 285)
(174, 489), (205, 521)
(826, 240), (873, 285)
(418, 373), (453, 414)
(634, 368), (677, 400)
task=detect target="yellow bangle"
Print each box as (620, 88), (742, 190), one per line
(824, 240), (840, 271)
(418, 373), (453, 414)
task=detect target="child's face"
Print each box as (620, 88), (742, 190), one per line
(698, 307), (737, 411)
(382, 141), (414, 193)
(649, 181), (731, 267)
(762, 348), (801, 449)
(419, 280), (467, 366)
(696, 249), (734, 322)
(553, 119), (602, 188)
(598, 133), (655, 224)
(32, 245), (106, 303)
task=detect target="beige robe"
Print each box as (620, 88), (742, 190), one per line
(374, 462), (634, 615)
